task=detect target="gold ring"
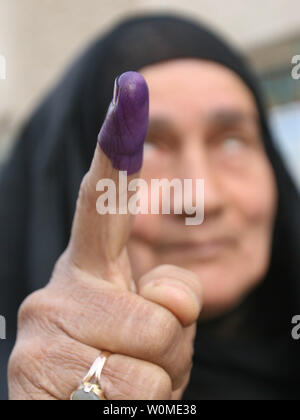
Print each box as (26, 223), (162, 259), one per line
(71, 351), (111, 400)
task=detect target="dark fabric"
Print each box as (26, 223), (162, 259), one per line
(0, 14), (299, 400)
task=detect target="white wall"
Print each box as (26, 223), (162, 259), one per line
(0, 0), (300, 155)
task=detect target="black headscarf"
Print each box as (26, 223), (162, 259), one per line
(0, 14), (299, 400)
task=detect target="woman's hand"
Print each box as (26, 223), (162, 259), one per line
(8, 73), (202, 400)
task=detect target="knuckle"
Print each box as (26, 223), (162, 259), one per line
(9, 334), (88, 399)
(157, 264), (178, 273)
(102, 355), (172, 400)
(147, 365), (172, 399)
(143, 264), (176, 280)
(150, 264), (183, 277)
(17, 289), (60, 336)
(131, 365), (172, 400)
(172, 339), (194, 388)
(148, 265), (203, 311)
(141, 264), (201, 292)
(182, 341), (194, 374)
(157, 264), (200, 285)
(146, 307), (182, 360)
(8, 339), (44, 387)
(18, 290), (45, 327)
(8, 346), (21, 382)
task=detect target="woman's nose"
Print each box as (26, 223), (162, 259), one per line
(174, 139), (227, 220)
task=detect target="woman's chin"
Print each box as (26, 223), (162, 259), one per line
(186, 263), (262, 321)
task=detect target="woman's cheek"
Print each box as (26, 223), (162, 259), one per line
(223, 156), (277, 226)
(225, 157), (277, 284)
(132, 213), (161, 242)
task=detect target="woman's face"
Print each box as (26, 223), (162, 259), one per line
(128, 59), (277, 318)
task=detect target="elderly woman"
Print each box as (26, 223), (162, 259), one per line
(0, 14), (299, 400)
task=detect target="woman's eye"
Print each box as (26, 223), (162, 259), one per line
(144, 136), (170, 152)
(221, 137), (246, 154)
(144, 141), (155, 152)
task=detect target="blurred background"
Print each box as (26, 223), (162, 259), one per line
(0, 0), (299, 188)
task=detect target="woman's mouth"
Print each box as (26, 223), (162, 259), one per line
(155, 238), (236, 262)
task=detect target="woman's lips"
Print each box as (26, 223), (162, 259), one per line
(155, 238), (236, 262)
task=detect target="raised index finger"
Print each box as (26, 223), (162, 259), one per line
(68, 72), (149, 288)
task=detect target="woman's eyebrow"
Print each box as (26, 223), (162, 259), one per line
(207, 110), (259, 127)
(147, 117), (175, 132)
(148, 112), (258, 128)
(146, 112), (260, 138)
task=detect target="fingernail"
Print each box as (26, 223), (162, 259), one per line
(112, 76), (120, 106)
(98, 71), (149, 175)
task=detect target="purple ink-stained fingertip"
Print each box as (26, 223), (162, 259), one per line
(97, 71), (149, 175)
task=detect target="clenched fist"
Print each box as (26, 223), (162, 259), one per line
(8, 72), (202, 400)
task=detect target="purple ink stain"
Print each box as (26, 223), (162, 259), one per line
(98, 71), (149, 175)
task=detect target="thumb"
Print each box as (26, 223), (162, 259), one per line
(67, 71), (149, 289)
